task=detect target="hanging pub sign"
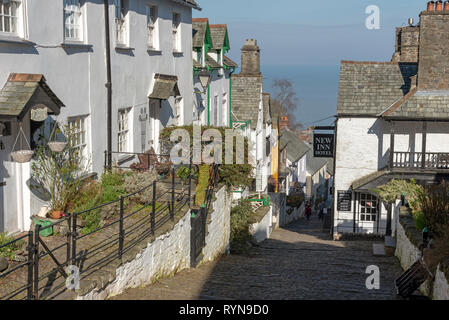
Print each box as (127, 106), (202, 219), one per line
(313, 133), (334, 158)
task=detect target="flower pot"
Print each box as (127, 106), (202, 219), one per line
(11, 150), (34, 163)
(48, 210), (64, 220)
(48, 141), (67, 153)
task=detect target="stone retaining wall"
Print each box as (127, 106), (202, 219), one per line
(76, 186), (232, 300)
(396, 216), (449, 299)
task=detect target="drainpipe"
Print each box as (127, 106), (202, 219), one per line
(104, 0), (112, 168)
(207, 81), (210, 126)
(229, 68), (235, 128)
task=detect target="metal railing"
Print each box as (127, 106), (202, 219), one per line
(0, 165), (194, 300)
(105, 151), (172, 172)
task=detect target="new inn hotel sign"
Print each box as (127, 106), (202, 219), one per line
(313, 134), (334, 158)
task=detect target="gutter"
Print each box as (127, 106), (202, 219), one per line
(104, 0), (112, 168)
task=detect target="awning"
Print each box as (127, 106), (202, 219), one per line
(0, 73), (65, 120)
(148, 74), (180, 100)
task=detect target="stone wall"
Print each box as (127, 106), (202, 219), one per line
(269, 192), (286, 228)
(249, 206), (273, 243)
(396, 216), (449, 299)
(281, 203), (305, 227)
(202, 186), (231, 263)
(76, 186), (233, 300)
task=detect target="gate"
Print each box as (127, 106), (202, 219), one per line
(190, 207), (206, 267)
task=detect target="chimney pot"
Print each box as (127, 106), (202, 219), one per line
(428, 1), (436, 11)
(444, 0), (449, 10)
(436, 0), (443, 11)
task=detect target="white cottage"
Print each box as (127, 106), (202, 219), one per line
(333, 3), (449, 236)
(0, 0), (200, 234)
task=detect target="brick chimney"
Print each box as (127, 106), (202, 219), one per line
(279, 116), (289, 130)
(392, 25), (420, 63)
(240, 39), (261, 75)
(417, 2), (449, 90)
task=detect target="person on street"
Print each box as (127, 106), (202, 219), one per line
(305, 202), (312, 221)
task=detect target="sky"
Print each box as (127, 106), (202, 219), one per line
(193, 0), (427, 126)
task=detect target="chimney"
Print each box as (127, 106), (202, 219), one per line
(240, 39), (261, 75)
(436, 0), (443, 11)
(279, 116), (289, 130)
(417, 2), (449, 90)
(427, 1), (435, 11)
(444, 0), (449, 10)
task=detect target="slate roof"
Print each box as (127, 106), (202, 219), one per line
(206, 54), (221, 69)
(148, 74), (180, 100)
(193, 58), (202, 69)
(279, 128), (310, 163)
(337, 61), (418, 116)
(192, 18), (208, 48)
(230, 74), (262, 130)
(209, 24), (227, 50)
(0, 73), (64, 119)
(380, 90), (449, 120)
(306, 149), (331, 175)
(223, 55), (237, 68)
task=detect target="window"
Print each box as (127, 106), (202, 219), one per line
(146, 4), (158, 49)
(213, 95), (218, 126)
(64, 0), (83, 41)
(0, 0), (21, 34)
(359, 193), (379, 222)
(115, 0), (128, 45)
(118, 109), (130, 152)
(172, 12), (180, 51)
(222, 93), (227, 126)
(68, 116), (88, 164)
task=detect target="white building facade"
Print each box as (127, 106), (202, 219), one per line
(0, 0), (200, 234)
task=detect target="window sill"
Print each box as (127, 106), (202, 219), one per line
(0, 34), (35, 45)
(147, 47), (161, 53)
(173, 50), (184, 56)
(115, 44), (134, 51)
(61, 40), (92, 49)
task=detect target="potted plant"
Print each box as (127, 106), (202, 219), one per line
(31, 123), (90, 220)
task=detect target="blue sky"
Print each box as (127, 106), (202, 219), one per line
(193, 0), (427, 125)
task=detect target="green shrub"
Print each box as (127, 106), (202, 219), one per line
(230, 199), (254, 253)
(219, 164), (253, 190)
(373, 179), (424, 213)
(418, 182), (449, 238)
(0, 233), (23, 259)
(195, 165), (210, 206)
(176, 166), (196, 182)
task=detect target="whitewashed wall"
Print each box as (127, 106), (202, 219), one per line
(0, 0), (195, 233)
(333, 117), (449, 235)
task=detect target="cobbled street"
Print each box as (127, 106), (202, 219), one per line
(111, 216), (404, 300)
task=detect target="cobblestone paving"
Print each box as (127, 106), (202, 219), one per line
(111, 216), (404, 300)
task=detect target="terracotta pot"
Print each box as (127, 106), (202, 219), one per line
(49, 210), (64, 220)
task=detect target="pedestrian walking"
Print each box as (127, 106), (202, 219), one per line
(305, 202), (312, 221)
(318, 201), (325, 220)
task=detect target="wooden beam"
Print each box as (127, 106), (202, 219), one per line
(389, 121), (395, 170)
(422, 121), (427, 169)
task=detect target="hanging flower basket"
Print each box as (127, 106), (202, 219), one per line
(48, 141), (67, 153)
(11, 150), (34, 163)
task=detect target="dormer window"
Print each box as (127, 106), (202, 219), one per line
(0, 0), (22, 36)
(64, 0), (83, 41)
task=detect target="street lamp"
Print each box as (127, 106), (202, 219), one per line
(198, 69), (211, 94)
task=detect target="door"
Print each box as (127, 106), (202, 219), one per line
(149, 99), (160, 153)
(355, 192), (380, 234)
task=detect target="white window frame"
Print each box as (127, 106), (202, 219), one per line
(172, 11), (181, 52)
(118, 108), (130, 152)
(115, 0), (128, 46)
(359, 193), (379, 222)
(222, 92), (227, 127)
(64, 0), (83, 42)
(146, 3), (158, 50)
(174, 97), (183, 125)
(68, 115), (89, 167)
(0, 0), (25, 37)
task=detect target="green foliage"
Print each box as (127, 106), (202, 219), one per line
(31, 122), (90, 212)
(287, 194), (304, 209)
(218, 164), (253, 190)
(230, 199), (254, 253)
(417, 182), (449, 238)
(0, 233), (22, 259)
(176, 166), (196, 182)
(373, 179), (424, 213)
(195, 165), (210, 206)
(414, 210), (426, 231)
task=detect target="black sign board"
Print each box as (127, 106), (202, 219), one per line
(337, 190), (352, 212)
(313, 133), (334, 158)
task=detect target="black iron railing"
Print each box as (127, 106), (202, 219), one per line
(392, 152), (449, 170)
(0, 166), (193, 300)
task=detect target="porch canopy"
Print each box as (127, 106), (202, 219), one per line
(148, 74), (180, 100)
(0, 73), (65, 120)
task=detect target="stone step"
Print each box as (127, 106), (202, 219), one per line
(385, 236), (397, 248)
(373, 243), (386, 256)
